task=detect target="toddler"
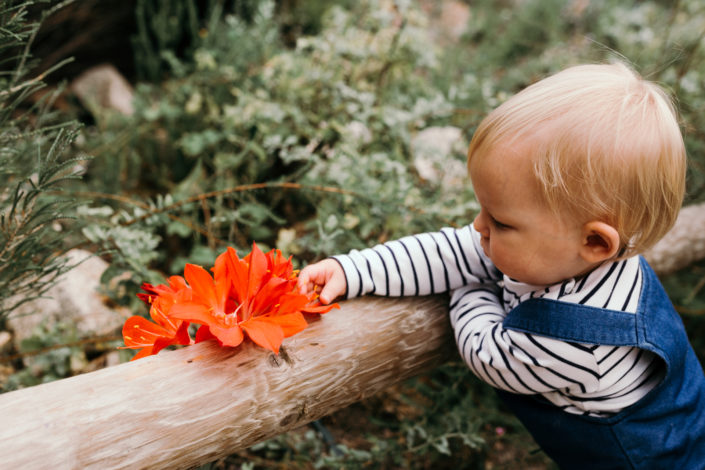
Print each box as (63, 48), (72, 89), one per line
(298, 63), (705, 469)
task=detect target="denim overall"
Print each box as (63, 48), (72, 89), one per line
(497, 257), (705, 469)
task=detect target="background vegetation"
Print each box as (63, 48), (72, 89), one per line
(2, 0), (704, 468)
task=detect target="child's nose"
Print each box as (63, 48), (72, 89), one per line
(473, 210), (490, 238)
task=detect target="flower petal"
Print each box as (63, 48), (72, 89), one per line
(149, 302), (179, 332)
(136, 283), (158, 304)
(246, 242), (269, 299)
(267, 312), (308, 337)
(152, 336), (176, 355)
(121, 315), (172, 349)
(130, 347), (155, 361)
(301, 300), (340, 314)
(248, 277), (291, 317)
(184, 263), (219, 309)
(209, 324), (245, 348)
(223, 247), (249, 303)
(195, 325), (217, 343)
(272, 291), (311, 315)
(169, 302), (215, 325)
(167, 275), (189, 292)
(266, 249), (295, 279)
(175, 321), (192, 346)
(241, 318), (285, 354)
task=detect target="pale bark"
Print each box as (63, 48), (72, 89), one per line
(0, 295), (453, 470)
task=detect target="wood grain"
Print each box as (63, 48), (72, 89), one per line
(0, 295), (454, 469)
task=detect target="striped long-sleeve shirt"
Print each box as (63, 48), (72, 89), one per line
(333, 225), (664, 417)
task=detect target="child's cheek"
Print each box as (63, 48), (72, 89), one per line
(491, 236), (516, 268)
(479, 236), (490, 258)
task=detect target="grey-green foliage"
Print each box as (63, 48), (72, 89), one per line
(79, 0), (475, 281)
(2, 321), (83, 391)
(132, 0), (275, 83)
(132, 0), (198, 82)
(0, 0), (83, 320)
(443, 0), (705, 202)
(593, 0), (705, 203)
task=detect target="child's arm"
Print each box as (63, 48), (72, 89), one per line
(299, 225), (501, 303)
(449, 285), (602, 397)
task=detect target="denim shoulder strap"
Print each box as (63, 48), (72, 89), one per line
(503, 297), (639, 346)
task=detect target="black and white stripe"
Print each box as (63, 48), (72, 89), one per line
(335, 225), (663, 417)
(334, 225), (501, 298)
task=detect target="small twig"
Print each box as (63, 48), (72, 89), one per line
(375, 3), (407, 92)
(673, 31), (705, 97)
(0, 334), (122, 364)
(67, 190), (152, 211)
(406, 432), (473, 453)
(675, 305), (705, 316)
(62, 190), (231, 244)
(67, 181), (459, 238)
(0, 71), (49, 98)
(200, 197), (215, 250)
(311, 420), (343, 456)
(684, 274), (705, 305)
(119, 182), (358, 226)
(656, 0), (681, 75)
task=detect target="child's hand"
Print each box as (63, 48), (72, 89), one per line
(297, 259), (346, 305)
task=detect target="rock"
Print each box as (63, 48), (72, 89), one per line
(0, 331), (11, 354)
(70, 64), (134, 115)
(6, 249), (130, 353)
(419, 0), (470, 44)
(411, 126), (468, 189)
(644, 201), (705, 274)
(70, 353), (89, 374)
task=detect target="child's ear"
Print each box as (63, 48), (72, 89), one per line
(579, 221), (621, 263)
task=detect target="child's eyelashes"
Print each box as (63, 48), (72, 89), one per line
(490, 216), (512, 230)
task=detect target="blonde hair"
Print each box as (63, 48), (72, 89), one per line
(467, 63), (686, 257)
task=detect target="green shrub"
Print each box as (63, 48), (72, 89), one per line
(0, 0), (84, 321)
(441, 0), (705, 202)
(78, 0), (475, 304)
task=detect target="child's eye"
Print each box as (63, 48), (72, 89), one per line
(491, 217), (512, 230)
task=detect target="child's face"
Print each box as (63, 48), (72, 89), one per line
(469, 141), (595, 286)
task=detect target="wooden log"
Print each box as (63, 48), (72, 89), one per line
(0, 295), (454, 469)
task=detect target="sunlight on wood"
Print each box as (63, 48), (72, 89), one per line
(0, 295), (453, 469)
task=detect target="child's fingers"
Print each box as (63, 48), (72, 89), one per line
(297, 267), (320, 293)
(297, 259), (346, 302)
(319, 280), (344, 305)
(319, 264), (346, 304)
(297, 264), (331, 293)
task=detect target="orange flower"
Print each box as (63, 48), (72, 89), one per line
(122, 243), (338, 359)
(121, 276), (193, 360)
(170, 243), (337, 354)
